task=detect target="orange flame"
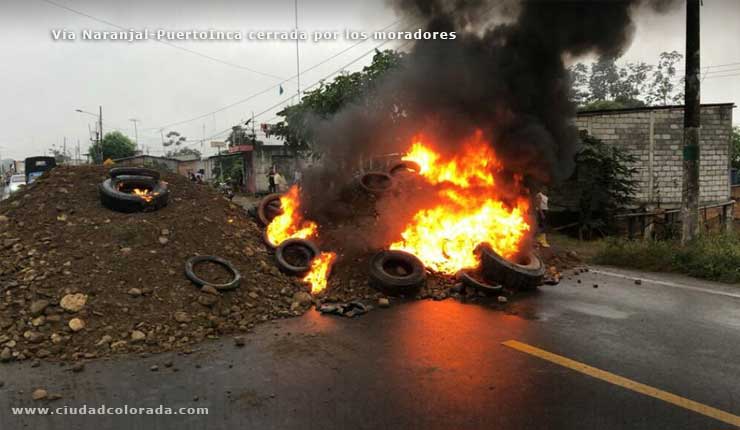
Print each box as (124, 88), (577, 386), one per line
(390, 131), (530, 274)
(265, 185), (317, 246)
(132, 188), (155, 203)
(302, 251), (337, 294)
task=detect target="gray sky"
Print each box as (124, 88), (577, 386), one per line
(0, 0), (738, 161)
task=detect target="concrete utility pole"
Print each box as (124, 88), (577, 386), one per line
(129, 118), (140, 149)
(681, 0), (701, 244)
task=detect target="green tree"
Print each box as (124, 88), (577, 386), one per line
(272, 49), (405, 149)
(553, 133), (639, 238)
(570, 51), (684, 110)
(163, 131), (186, 148)
(646, 51), (683, 105)
(731, 126), (740, 170)
(90, 131), (136, 163)
(166, 147), (201, 158)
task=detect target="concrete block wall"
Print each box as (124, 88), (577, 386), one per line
(576, 104), (733, 208)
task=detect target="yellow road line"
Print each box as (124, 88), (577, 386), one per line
(502, 340), (740, 428)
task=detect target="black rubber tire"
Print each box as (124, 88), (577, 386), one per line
(389, 161), (421, 176)
(275, 238), (320, 276)
(368, 250), (426, 296)
(359, 172), (394, 195)
(480, 245), (545, 291)
(99, 177), (169, 213)
(184, 255), (241, 290)
(459, 269), (502, 293)
(258, 193), (283, 226)
(109, 167), (160, 181)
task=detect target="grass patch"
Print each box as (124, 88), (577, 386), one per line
(593, 232), (740, 284)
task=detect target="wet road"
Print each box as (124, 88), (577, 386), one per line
(1, 266), (740, 429)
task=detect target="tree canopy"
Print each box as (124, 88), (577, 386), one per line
(166, 147), (201, 158)
(570, 51), (684, 111)
(90, 131), (136, 163)
(271, 49), (405, 150)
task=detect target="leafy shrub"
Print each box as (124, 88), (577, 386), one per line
(594, 232), (740, 283)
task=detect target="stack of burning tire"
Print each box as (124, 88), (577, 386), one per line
(459, 245), (545, 293)
(99, 167), (169, 213)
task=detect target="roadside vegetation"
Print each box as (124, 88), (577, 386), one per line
(588, 232), (740, 284)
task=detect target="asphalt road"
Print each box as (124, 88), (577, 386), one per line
(1, 266), (740, 430)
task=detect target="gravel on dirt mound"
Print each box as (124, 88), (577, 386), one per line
(0, 166), (311, 363)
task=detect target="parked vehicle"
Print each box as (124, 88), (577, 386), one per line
(24, 156), (56, 184)
(7, 174), (26, 195)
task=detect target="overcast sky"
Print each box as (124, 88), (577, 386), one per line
(0, 0), (738, 161)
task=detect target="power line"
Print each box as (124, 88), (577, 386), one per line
(145, 19), (404, 132)
(38, 0), (288, 82)
(184, 37), (413, 149)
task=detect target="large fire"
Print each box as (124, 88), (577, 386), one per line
(263, 185), (334, 294)
(390, 131), (530, 274)
(261, 131), (531, 293)
(265, 185), (317, 246)
(302, 251), (337, 294)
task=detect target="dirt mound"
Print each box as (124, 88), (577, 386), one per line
(0, 166), (308, 363)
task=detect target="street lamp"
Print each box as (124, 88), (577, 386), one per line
(75, 106), (103, 163)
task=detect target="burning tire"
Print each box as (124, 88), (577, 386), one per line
(99, 169), (169, 213)
(389, 161), (421, 176)
(368, 250), (426, 296)
(257, 193), (283, 226)
(459, 269), (502, 293)
(275, 238), (320, 276)
(359, 172), (394, 195)
(480, 245), (544, 291)
(109, 167), (160, 181)
(184, 255), (241, 290)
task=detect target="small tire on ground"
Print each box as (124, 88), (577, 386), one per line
(359, 172), (394, 195)
(389, 161), (421, 176)
(459, 269), (502, 293)
(99, 176), (169, 213)
(275, 238), (320, 276)
(480, 245), (545, 291)
(368, 250), (426, 296)
(258, 193), (283, 226)
(184, 255), (241, 290)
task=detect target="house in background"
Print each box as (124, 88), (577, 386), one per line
(574, 103), (734, 208)
(552, 103), (736, 233)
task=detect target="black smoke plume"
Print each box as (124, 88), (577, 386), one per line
(299, 0), (678, 249)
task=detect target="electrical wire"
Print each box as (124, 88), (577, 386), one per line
(38, 0), (288, 81)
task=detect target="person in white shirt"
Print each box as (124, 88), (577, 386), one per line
(535, 190), (550, 248)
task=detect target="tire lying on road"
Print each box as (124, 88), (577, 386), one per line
(459, 269), (503, 293)
(368, 250), (426, 296)
(275, 238), (320, 276)
(359, 172), (394, 195)
(184, 255), (241, 290)
(257, 193), (283, 226)
(480, 245), (545, 291)
(99, 169), (169, 213)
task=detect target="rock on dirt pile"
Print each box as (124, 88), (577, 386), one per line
(0, 166), (309, 363)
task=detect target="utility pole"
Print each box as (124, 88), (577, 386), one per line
(98, 105), (104, 163)
(681, 0), (701, 244)
(63, 136), (67, 164)
(129, 118), (140, 150)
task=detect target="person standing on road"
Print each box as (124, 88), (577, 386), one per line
(535, 189), (550, 248)
(274, 171), (287, 193)
(267, 165), (277, 193)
